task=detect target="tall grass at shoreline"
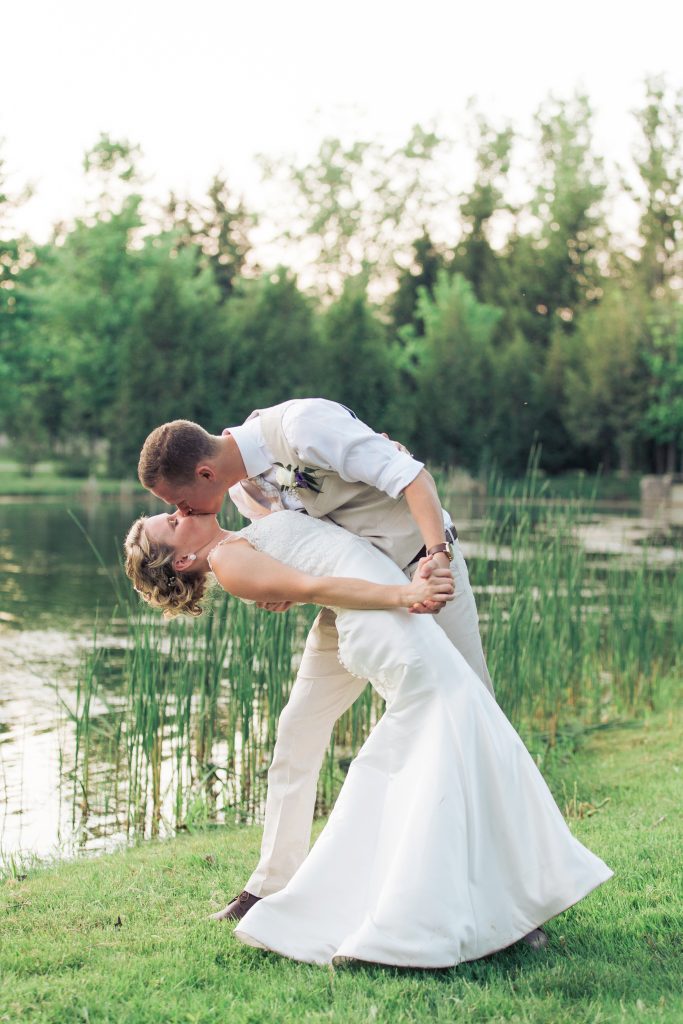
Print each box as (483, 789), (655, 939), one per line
(63, 470), (682, 851)
(465, 467), (682, 737)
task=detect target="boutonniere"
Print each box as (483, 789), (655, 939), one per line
(274, 462), (323, 494)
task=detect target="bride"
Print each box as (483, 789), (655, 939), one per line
(125, 507), (612, 968)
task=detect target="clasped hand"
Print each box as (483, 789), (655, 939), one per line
(407, 556), (455, 614)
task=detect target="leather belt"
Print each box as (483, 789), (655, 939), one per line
(411, 525), (458, 565)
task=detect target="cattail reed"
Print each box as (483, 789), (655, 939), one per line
(64, 470), (681, 849)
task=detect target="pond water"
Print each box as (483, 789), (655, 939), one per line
(0, 492), (679, 867)
(0, 496), (157, 863)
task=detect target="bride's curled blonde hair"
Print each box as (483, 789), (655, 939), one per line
(124, 516), (209, 618)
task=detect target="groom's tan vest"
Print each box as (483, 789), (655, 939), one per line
(257, 401), (426, 570)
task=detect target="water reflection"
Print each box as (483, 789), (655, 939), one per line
(0, 496), (159, 862)
(0, 628), (83, 859)
(0, 496), (160, 630)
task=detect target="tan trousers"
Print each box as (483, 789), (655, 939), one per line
(245, 541), (493, 897)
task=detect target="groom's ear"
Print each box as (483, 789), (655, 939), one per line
(196, 464), (216, 481)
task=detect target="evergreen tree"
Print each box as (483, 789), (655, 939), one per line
(557, 287), (648, 473)
(487, 332), (540, 477)
(25, 199), (143, 458)
(389, 232), (447, 335)
(319, 277), (400, 432)
(163, 174), (256, 302)
(451, 106), (514, 309)
(219, 268), (322, 421)
(407, 272), (501, 469)
(507, 93), (609, 349)
(0, 142), (39, 460)
(642, 301), (683, 472)
(107, 238), (222, 475)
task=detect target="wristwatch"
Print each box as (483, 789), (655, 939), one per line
(427, 541), (454, 562)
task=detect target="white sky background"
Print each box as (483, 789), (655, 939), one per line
(2, 0), (682, 264)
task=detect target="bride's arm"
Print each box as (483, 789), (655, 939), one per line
(210, 539), (453, 611)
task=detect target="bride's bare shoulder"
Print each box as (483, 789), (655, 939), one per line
(207, 525), (309, 605)
(207, 533), (251, 567)
(208, 533), (261, 593)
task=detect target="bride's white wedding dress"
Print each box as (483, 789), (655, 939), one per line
(210, 511), (612, 968)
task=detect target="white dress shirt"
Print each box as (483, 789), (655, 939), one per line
(226, 398), (451, 528)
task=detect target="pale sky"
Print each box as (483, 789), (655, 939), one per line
(2, 0), (682, 254)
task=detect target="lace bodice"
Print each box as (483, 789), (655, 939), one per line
(208, 510), (377, 579)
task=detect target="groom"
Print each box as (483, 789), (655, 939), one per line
(138, 398), (497, 919)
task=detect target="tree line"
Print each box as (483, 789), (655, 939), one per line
(0, 78), (681, 479)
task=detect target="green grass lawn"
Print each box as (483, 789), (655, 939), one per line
(0, 469), (139, 498)
(1, 709), (681, 1024)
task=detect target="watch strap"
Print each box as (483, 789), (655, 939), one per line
(427, 543), (450, 556)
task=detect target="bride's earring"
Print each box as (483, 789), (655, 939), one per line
(186, 553), (197, 562)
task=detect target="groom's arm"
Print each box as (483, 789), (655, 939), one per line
(402, 471), (455, 614)
(376, 430), (446, 554)
(402, 470), (450, 554)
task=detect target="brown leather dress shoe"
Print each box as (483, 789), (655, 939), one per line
(519, 927), (549, 950)
(210, 890), (262, 922)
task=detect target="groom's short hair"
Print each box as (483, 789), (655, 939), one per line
(138, 420), (219, 487)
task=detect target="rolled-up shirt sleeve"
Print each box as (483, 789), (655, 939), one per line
(281, 399), (424, 499)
